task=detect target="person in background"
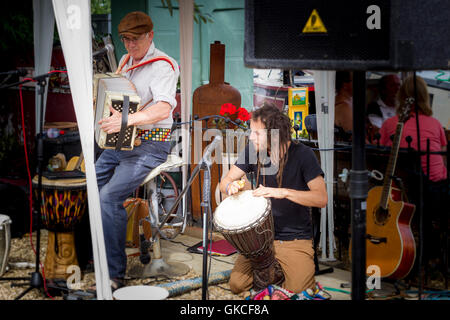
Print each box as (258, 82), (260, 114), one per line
(367, 74), (401, 142)
(334, 71), (353, 134)
(380, 75), (447, 182)
(380, 75), (448, 270)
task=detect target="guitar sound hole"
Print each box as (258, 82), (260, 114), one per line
(374, 207), (389, 226)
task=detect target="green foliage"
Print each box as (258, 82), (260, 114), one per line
(91, 0), (111, 14)
(0, 4), (33, 54)
(160, 0), (214, 24)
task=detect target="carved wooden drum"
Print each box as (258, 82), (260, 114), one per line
(213, 190), (284, 290)
(33, 176), (87, 232)
(33, 176), (87, 279)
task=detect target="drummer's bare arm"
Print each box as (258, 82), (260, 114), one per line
(252, 175), (327, 208)
(219, 165), (249, 196)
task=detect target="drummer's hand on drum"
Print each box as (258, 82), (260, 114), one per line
(226, 179), (245, 196)
(99, 104), (122, 134)
(253, 184), (286, 199)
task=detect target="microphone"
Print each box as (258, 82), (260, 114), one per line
(139, 221), (151, 265)
(0, 69), (28, 77)
(93, 44), (113, 59)
(201, 134), (223, 166)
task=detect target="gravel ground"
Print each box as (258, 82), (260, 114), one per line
(1, 231), (446, 300)
(0, 230), (245, 300)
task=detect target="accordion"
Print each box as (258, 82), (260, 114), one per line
(94, 73), (141, 151)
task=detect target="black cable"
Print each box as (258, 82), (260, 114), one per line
(215, 284), (232, 292)
(211, 256), (235, 265)
(167, 240), (191, 248)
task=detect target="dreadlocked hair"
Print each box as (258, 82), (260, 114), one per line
(252, 102), (294, 188)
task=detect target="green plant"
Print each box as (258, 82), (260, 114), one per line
(91, 0), (111, 14)
(160, 0), (214, 24)
(0, 2), (34, 70)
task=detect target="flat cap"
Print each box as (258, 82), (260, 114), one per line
(118, 11), (153, 38)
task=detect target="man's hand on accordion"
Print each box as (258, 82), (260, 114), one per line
(99, 104), (123, 134)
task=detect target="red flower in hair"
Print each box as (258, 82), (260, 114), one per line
(237, 107), (251, 122)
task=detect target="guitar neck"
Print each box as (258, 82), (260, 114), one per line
(380, 122), (404, 209)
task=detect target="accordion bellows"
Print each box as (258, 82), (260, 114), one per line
(94, 73), (141, 150)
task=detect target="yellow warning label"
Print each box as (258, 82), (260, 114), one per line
(302, 9), (327, 33)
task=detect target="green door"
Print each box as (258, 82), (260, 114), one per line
(111, 0), (253, 110)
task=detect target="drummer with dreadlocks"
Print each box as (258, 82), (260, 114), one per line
(219, 102), (327, 295)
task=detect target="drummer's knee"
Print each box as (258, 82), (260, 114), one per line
(228, 275), (243, 294)
(229, 270), (252, 294)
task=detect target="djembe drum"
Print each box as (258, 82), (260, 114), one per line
(32, 175), (87, 280)
(213, 190), (285, 291)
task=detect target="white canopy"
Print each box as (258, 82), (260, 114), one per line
(313, 71), (336, 262)
(34, 0), (337, 296)
(33, 0), (194, 300)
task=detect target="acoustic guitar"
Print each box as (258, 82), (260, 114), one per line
(365, 97), (416, 279)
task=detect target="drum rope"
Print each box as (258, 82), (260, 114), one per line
(254, 224), (273, 238)
(250, 249), (277, 270)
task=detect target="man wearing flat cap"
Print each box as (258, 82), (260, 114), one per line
(95, 11), (179, 290)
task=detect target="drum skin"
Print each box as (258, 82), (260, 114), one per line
(213, 191), (273, 258)
(213, 190), (285, 290)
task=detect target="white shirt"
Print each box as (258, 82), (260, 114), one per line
(377, 98), (396, 121)
(117, 42), (179, 130)
(368, 98), (396, 129)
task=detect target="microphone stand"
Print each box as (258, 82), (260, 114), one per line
(199, 153), (213, 301)
(162, 139), (217, 300)
(130, 136), (220, 295)
(0, 72), (53, 299)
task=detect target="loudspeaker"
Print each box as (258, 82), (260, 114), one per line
(244, 0), (450, 70)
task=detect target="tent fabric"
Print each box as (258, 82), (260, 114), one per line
(178, 0), (194, 230)
(33, 0), (54, 133)
(52, 0), (112, 300)
(313, 71), (336, 261)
